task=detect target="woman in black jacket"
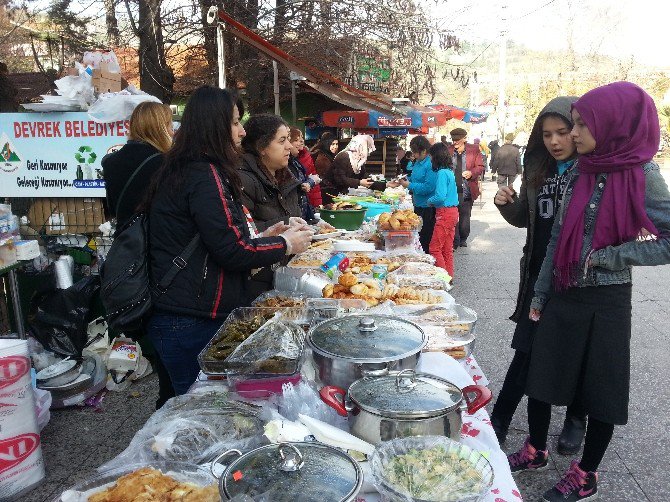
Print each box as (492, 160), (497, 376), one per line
(102, 101), (174, 408)
(146, 87), (312, 395)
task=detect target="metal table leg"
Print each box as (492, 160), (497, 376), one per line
(7, 269), (25, 339)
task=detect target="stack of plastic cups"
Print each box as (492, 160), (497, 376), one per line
(0, 340), (46, 499)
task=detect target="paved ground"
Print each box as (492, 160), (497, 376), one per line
(28, 176), (670, 501)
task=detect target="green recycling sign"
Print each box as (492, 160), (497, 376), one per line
(75, 145), (97, 164)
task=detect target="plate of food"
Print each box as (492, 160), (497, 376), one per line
(56, 462), (218, 502)
(313, 230), (342, 241)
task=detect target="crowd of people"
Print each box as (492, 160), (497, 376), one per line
(99, 80), (670, 502)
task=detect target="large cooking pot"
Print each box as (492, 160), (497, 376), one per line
(211, 442), (362, 501)
(307, 314), (426, 389)
(320, 369), (492, 444)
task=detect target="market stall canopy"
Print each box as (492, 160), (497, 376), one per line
(321, 105), (447, 130)
(212, 7), (399, 116)
(427, 104), (489, 124)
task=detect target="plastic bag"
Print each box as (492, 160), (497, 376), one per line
(88, 91), (162, 123)
(386, 263), (452, 291)
(275, 381), (347, 428)
(224, 316), (305, 375)
(28, 275), (100, 358)
(83, 50), (121, 72)
(101, 407), (264, 469)
(370, 436), (494, 502)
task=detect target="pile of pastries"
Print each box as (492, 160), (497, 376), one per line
(322, 273), (443, 306)
(378, 210), (421, 231)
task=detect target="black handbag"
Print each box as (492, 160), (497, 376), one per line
(100, 154), (199, 334)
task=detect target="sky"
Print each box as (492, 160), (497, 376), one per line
(430, 0), (670, 68)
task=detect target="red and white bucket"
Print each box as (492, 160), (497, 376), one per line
(0, 340), (45, 499)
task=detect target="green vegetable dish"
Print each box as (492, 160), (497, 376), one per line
(384, 446), (484, 501)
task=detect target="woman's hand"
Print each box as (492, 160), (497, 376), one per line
(494, 186), (516, 206)
(463, 170), (472, 180)
(400, 179), (410, 188)
(359, 178), (374, 188)
(289, 217), (309, 228)
(529, 308), (542, 322)
(386, 181), (400, 188)
(309, 174), (321, 185)
(261, 222), (289, 237)
(281, 227), (313, 255)
(301, 183), (311, 193)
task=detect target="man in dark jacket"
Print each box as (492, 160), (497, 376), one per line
(448, 128), (484, 249)
(491, 133), (522, 188)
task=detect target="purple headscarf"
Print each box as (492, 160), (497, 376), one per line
(553, 81), (660, 290)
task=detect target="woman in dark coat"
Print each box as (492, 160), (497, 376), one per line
(311, 132), (339, 202)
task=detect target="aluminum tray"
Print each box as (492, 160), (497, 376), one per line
(198, 307), (305, 377)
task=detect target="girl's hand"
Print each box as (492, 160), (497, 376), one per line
(309, 174), (321, 184)
(360, 178), (373, 188)
(386, 181), (400, 188)
(400, 179), (410, 188)
(261, 221), (290, 237)
(301, 183), (311, 193)
(529, 308), (542, 322)
(494, 186), (516, 206)
(463, 170), (472, 180)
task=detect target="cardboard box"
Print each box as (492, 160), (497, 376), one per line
(27, 198), (106, 235)
(91, 63), (122, 93)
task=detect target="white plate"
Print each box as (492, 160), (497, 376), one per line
(312, 231), (342, 241)
(36, 359), (77, 380)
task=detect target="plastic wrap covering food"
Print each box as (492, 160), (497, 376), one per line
(251, 290), (306, 308)
(371, 436), (494, 502)
(387, 264), (452, 291)
(57, 462), (218, 502)
(100, 407), (264, 470)
(224, 315), (305, 376)
(198, 307), (283, 375)
(393, 304), (476, 356)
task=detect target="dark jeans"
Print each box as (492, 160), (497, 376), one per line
(453, 197), (473, 247)
(414, 206), (436, 254)
(491, 349), (585, 427)
(147, 314), (225, 395)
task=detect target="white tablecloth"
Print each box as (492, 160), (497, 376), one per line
(356, 353), (521, 502)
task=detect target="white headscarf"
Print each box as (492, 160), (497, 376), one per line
(344, 135), (375, 174)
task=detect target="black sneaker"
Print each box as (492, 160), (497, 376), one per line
(557, 415), (586, 455)
(507, 437), (549, 473)
(543, 460), (598, 501)
(460, 241), (468, 247)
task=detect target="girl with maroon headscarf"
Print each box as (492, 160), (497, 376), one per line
(507, 82), (670, 502)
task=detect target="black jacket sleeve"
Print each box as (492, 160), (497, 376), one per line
(187, 166), (286, 272)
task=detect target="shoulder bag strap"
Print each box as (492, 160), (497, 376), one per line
(153, 233), (201, 294)
(115, 152), (161, 216)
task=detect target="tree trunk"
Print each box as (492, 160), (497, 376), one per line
(138, 0), (174, 102)
(199, 0), (220, 86)
(104, 0), (120, 47)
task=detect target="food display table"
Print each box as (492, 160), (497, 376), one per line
(56, 198), (521, 501)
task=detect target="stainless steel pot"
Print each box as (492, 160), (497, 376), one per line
(211, 442), (362, 502)
(307, 315), (426, 389)
(320, 369), (492, 444)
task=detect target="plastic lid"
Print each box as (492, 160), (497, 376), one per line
(348, 369), (464, 419)
(223, 442), (362, 501)
(307, 315), (425, 362)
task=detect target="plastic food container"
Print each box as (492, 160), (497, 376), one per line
(358, 201), (392, 220)
(231, 372), (302, 399)
(382, 230), (420, 252)
(370, 436), (494, 502)
(320, 208), (367, 231)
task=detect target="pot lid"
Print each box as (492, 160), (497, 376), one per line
(348, 369), (464, 419)
(307, 315), (425, 362)
(222, 442), (362, 502)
